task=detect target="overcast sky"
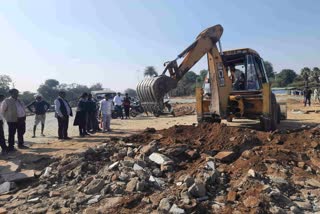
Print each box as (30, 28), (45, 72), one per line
(1, 0), (319, 92)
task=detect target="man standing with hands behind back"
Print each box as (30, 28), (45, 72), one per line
(1, 89), (28, 151)
(54, 91), (73, 140)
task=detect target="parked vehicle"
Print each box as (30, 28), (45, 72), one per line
(130, 101), (145, 117)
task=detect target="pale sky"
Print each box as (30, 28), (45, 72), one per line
(1, 0), (319, 92)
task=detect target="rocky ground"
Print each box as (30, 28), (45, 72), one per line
(1, 122), (320, 214)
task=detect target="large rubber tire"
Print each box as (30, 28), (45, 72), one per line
(153, 111), (161, 117)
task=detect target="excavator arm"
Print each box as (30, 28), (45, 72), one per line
(137, 24), (232, 116)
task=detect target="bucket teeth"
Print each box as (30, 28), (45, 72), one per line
(137, 75), (177, 113)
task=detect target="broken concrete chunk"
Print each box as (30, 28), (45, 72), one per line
(140, 140), (158, 155)
(108, 161), (120, 170)
(213, 151), (237, 163)
(247, 169), (256, 178)
(0, 182), (15, 194)
(227, 191), (237, 203)
(149, 153), (173, 165)
(1, 170), (35, 182)
(27, 197), (41, 203)
(243, 196), (260, 208)
(133, 163), (144, 171)
(183, 176), (195, 188)
(84, 179), (105, 195)
(306, 179), (320, 188)
(169, 204), (185, 214)
(206, 161), (215, 171)
(158, 198), (171, 212)
(188, 182), (206, 198)
(149, 175), (165, 187)
(136, 181), (146, 192)
(126, 178), (138, 192)
(87, 195), (101, 205)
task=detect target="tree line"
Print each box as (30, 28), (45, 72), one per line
(0, 76), (137, 105)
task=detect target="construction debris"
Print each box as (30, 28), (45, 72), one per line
(0, 123), (320, 213)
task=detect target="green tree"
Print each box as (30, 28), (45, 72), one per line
(37, 79), (60, 104)
(264, 61), (275, 79)
(312, 67), (320, 83)
(170, 71), (198, 96)
(20, 91), (36, 105)
(144, 66), (158, 77)
(0, 75), (12, 95)
(124, 88), (137, 97)
(275, 69), (297, 87)
(89, 83), (103, 91)
(44, 79), (60, 88)
(300, 67), (311, 81)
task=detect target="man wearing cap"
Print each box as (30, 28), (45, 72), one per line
(27, 95), (50, 138)
(54, 91), (73, 140)
(0, 89), (28, 151)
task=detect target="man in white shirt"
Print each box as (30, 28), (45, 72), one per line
(0, 94), (7, 154)
(113, 92), (123, 119)
(100, 94), (114, 132)
(54, 91), (73, 140)
(0, 89), (28, 151)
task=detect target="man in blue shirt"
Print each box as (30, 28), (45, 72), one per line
(27, 95), (50, 138)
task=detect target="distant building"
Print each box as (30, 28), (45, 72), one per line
(272, 87), (302, 96)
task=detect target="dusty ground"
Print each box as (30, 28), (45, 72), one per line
(1, 95), (319, 169)
(0, 95), (319, 213)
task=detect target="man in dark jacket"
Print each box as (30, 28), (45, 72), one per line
(86, 94), (98, 133)
(303, 87), (312, 106)
(54, 91), (73, 140)
(27, 95), (50, 138)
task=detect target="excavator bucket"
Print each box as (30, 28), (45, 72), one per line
(137, 75), (177, 113)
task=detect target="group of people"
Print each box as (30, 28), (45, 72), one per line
(0, 89), (29, 154)
(0, 88), (133, 154)
(303, 87), (320, 107)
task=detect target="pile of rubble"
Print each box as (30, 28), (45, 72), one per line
(1, 123), (320, 213)
(172, 103), (195, 117)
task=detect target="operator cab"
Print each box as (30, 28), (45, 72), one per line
(222, 48), (268, 92)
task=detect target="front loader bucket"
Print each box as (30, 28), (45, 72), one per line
(137, 75), (177, 113)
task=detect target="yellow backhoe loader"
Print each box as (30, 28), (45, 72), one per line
(136, 24), (286, 131)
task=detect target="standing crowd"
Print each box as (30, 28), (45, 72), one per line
(303, 87), (320, 107)
(0, 88), (132, 155)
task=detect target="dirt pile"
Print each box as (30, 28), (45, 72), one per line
(172, 103), (195, 117)
(1, 123), (320, 213)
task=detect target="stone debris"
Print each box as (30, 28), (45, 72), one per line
(169, 204), (185, 214)
(188, 182), (206, 198)
(87, 195), (101, 205)
(0, 182), (14, 194)
(213, 151), (236, 163)
(149, 152), (173, 165)
(158, 198), (171, 211)
(0, 123), (320, 213)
